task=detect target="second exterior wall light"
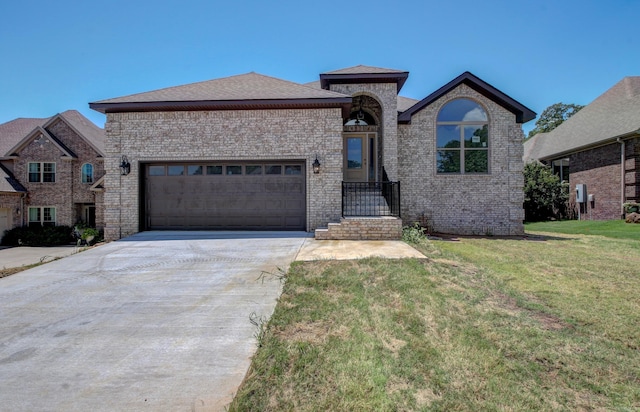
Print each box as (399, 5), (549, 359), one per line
(120, 155), (131, 176)
(312, 156), (321, 174)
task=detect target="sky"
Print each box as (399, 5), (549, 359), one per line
(1, 0), (638, 135)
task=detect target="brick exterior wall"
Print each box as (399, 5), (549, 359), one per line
(569, 138), (639, 220)
(329, 83), (400, 180)
(315, 217), (402, 240)
(103, 108), (345, 241)
(13, 119), (105, 229)
(0, 193), (22, 231)
(398, 84), (525, 236)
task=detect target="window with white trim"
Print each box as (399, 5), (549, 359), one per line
(436, 99), (489, 174)
(28, 207), (56, 227)
(81, 163), (94, 183)
(28, 162), (56, 182)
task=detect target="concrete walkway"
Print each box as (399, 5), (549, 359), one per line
(297, 238), (425, 260)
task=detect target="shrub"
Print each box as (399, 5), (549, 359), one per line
(402, 222), (428, 244)
(524, 161), (570, 221)
(1, 225), (74, 246)
(623, 202), (640, 214)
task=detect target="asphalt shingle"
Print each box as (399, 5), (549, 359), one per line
(94, 72), (350, 104)
(532, 77), (640, 160)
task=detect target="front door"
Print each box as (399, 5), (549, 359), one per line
(343, 133), (377, 182)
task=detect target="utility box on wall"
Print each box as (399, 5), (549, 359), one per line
(576, 184), (587, 203)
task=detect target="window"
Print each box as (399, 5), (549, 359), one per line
(28, 207), (56, 227)
(436, 99), (489, 174)
(552, 159), (570, 182)
(206, 165), (222, 175)
(167, 165), (184, 176)
(28, 162), (56, 182)
(81, 163), (94, 183)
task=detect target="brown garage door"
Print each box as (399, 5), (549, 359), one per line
(144, 162), (305, 230)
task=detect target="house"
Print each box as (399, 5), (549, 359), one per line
(89, 65), (535, 241)
(0, 110), (105, 237)
(523, 77), (640, 220)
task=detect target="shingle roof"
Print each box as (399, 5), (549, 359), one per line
(322, 65), (407, 75)
(397, 96), (419, 113)
(532, 76), (640, 160)
(93, 72), (349, 105)
(0, 117), (48, 157)
(523, 132), (548, 162)
(0, 112), (105, 158)
(0, 163), (26, 193)
(319, 65), (409, 93)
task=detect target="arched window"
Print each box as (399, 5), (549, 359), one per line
(81, 163), (94, 183)
(436, 99), (489, 174)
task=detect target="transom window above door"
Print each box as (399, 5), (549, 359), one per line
(436, 99), (489, 174)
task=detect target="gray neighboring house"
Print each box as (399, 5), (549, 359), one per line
(524, 76), (640, 220)
(0, 111), (105, 237)
(89, 65), (535, 241)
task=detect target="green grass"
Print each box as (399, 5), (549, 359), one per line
(229, 233), (640, 411)
(526, 219), (640, 240)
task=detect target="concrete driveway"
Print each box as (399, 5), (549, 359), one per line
(0, 231), (310, 411)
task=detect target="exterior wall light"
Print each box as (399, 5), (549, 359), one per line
(312, 156), (321, 174)
(119, 155), (131, 176)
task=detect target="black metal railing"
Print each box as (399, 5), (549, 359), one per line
(342, 181), (401, 217)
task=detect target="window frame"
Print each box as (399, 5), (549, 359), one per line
(436, 99), (490, 175)
(28, 206), (56, 227)
(28, 162), (56, 183)
(81, 163), (94, 183)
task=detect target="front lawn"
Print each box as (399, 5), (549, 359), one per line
(229, 232), (640, 411)
(526, 219), (640, 240)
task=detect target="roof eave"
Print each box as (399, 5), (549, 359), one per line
(398, 72), (536, 124)
(319, 72), (410, 93)
(90, 97), (353, 118)
(538, 130), (640, 161)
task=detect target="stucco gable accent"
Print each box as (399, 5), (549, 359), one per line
(6, 126), (76, 158)
(398, 71), (536, 124)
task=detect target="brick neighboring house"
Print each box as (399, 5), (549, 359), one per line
(0, 110), (105, 237)
(524, 77), (640, 220)
(89, 65), (535, 241)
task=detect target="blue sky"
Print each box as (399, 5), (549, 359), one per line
(1, 0), (638, 135)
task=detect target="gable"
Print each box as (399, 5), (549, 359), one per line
(6, 126), (75, 158)
(0, 117), (49, 158)
(398, 72), (535, 124)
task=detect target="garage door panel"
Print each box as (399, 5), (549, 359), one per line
(145, 162), (305, 230)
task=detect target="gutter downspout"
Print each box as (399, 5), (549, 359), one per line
(617, 138), (625, 219)
(20, 192), (26, 226)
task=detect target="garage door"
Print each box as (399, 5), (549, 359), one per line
(144, 162), (305, 230)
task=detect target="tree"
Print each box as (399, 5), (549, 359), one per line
(527, 102), (584, 138)
(523, 161), (570, 221)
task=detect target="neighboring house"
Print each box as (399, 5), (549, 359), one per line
(0, 110), (106, 237)
(523, 77), (640, 220)
(89, 65), (535, 241)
